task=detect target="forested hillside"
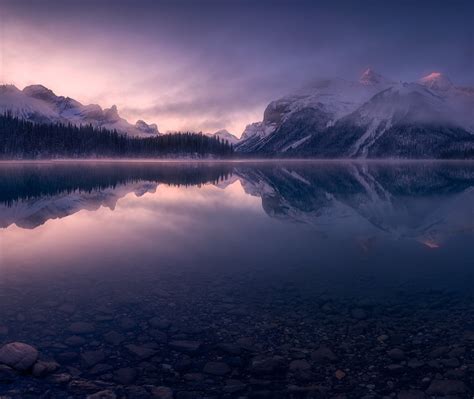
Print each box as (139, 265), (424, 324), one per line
(0, 114), (234, 159)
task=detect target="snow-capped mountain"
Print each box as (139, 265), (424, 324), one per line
(418, 72), (453, 91)
(236, 70), (474, 158)
(206, 129), (240, 145)
(0, 84), (159, 137)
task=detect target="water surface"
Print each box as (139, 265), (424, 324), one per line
(0, 161), (473, 398)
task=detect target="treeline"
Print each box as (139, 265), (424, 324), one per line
(0, 114), (234, 159)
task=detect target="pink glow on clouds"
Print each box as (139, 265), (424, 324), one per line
(2, 0), (471, 137)
(0, 17), (260, 136)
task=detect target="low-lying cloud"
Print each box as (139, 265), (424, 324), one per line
(1, 0), (472, 136)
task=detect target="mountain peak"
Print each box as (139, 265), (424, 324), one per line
(359, 68), (393, 86)
(210, 129), (240, 144)
(359, 68), (389, 86)
(135, 120), (159, 135)
(418, 72), (453, 91)
(23, 84), (58, 102)
(0, 84), (21, 94)
(104, 105), (120, 122)
(214, 129), (232, 136)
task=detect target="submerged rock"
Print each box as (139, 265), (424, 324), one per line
(0, 364), (17, 383)
(126, 344), (157, 359)
(149, 317), (171, 330)
(114, 367), (138, 384)
(103, 331), (125, 345)
(426, 379), (467, 395)
(223, 379), (247, 393)
(311, 345), (337, 362)
(168, 340), (201, 354)
(397, 390), (426, 399)
(334, 369), (346, 380)
(0, 342), (39, 371)
(249, 356), (287, 375)
(289, 359), (311, 371)
(149, 386), (173, 399)
(203, 361), (231, 376)
(86, 390), (117, 399)
(32, 360), (60, 377)
(351, 308), (367, 320)
(68, 322), (95, 334)
(65, 335), (86, 347)
(387, 348), (406, 361)
(81, 350), (106, 368)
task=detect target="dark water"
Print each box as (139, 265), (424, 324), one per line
(0, 161), (473, 399)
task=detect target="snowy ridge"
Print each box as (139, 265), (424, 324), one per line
(206, 129), (240, 145)
(0, 84), (160, 137)
(236, 70), (474, 158)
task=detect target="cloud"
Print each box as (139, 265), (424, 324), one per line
(1, 0), (473, 135)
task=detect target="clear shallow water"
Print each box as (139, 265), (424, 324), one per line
(0, 161), (473, 398)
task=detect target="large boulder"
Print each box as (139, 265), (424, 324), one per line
(0, 342), (39, 371)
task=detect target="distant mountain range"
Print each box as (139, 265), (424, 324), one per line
(2, 70), (474, 158)
(0, 84), (159, 137)
(0, 84), (242, 145)
(236, 70), (474, 158)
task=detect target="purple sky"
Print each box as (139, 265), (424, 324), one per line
(0, 0), (472, 135)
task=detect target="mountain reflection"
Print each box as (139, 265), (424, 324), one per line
(0, 162), (473, 241)
(235, 162), (474, 245)
(0, 162), (233, 228)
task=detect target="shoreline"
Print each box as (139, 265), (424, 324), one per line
(1, 158), (474, 164)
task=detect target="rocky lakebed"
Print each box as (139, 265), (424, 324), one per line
(1, 161), (473, 398)
(0, 269), (473, 399)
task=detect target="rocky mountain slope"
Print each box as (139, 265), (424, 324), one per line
(236, 70), (474, 158)
(0, 84), (159, 137)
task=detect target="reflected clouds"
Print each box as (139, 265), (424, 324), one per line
(0, 162), (473, 247)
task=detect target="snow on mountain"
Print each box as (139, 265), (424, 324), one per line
(0, 84), (159, 137)
(135, 120), (159, 135)
(236, 70), (474, 158)
(418, 72), (453, 91)
(207, 129), (240, 145)
(236, 71), (392, 153)
(0, 85), (59, 123)
(240, 121), (276, 141)
(244, 69), (393, 139)
(418, 72), (474, 133)
(347, 76), (474, 153)
(345, 82), (458, 156)
(359, 68), (394, 86)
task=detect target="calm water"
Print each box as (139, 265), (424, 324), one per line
(0, 161), (473, 398)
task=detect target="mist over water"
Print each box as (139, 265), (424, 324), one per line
(0, 161), (473, 398)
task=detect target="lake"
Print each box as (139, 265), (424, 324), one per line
(0, 160), (473, 398)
